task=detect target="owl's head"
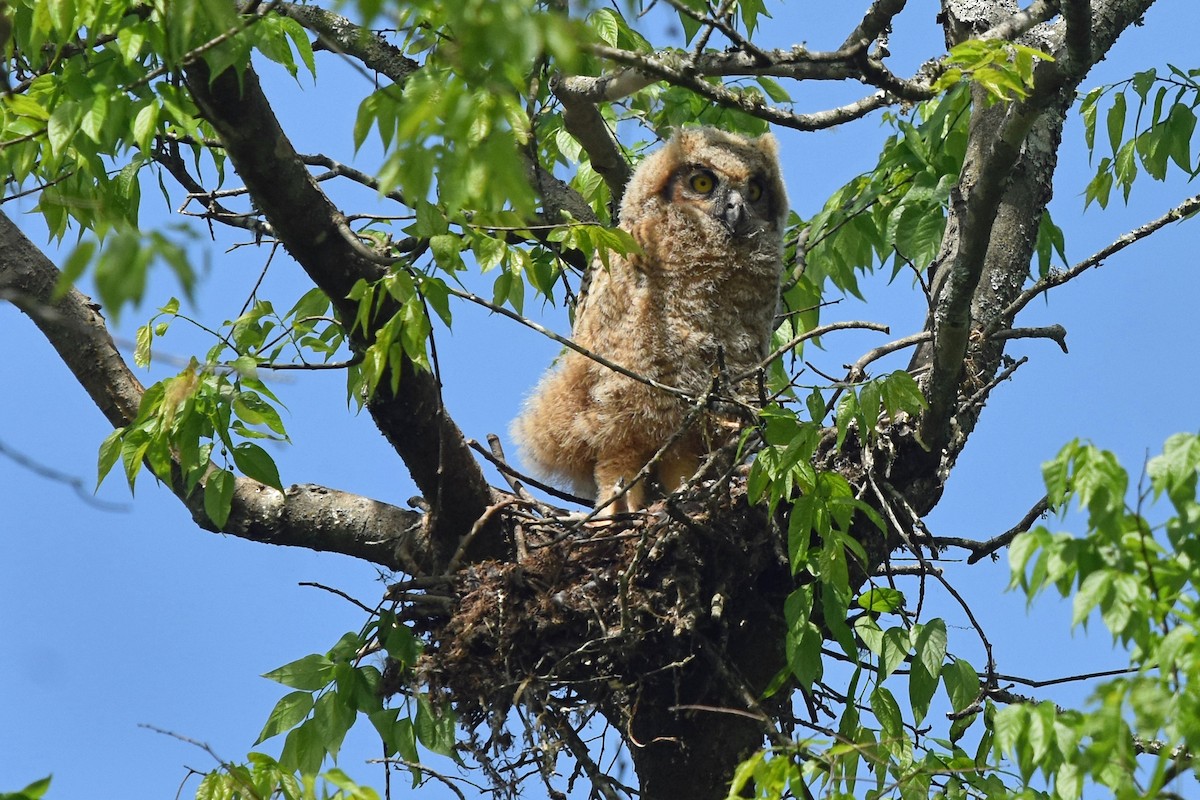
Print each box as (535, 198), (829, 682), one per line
(619, 127), (789, 242)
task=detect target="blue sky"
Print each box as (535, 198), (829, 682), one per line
(3, 1), (1200, 796)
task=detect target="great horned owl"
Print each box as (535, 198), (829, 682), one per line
(512, 127), (788, 511)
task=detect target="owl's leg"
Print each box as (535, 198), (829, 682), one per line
(594, 456), (649, 513)
(656, 443), (702, 499)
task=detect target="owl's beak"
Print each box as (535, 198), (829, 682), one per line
(720, 189), (750, 236)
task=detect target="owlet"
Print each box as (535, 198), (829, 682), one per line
(512, 127), (788, 511)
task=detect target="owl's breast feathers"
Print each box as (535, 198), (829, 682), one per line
(511, 126), (788, 508)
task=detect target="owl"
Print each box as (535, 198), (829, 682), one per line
(511, 127), (788, 511)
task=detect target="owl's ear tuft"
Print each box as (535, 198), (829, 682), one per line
(754, 133), (780, 159)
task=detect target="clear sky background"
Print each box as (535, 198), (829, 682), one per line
(4, 1), (1200, 797)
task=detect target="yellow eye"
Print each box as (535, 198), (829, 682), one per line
(689, 171), (716, 194)
(747, 180), (764, 202)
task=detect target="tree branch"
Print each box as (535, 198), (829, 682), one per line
(1059, 0), (1093, 73)
(276, 2), (418, 84)
(0, 211), (427, 572)
(840, 0), (909, 53)
(931, 495), (1050, 564)
(182, 59), (504, 567)
(978, 0), (1061, 43)
(917, 94), (1039, 453)
(587, 44), (905, 131)
(552, 74), (635, 206)
(995, 191), (1200, 331)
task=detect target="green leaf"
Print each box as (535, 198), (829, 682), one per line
(1165, 102), (1196, 173)
(81, 92), (108, 143)
(589, 7), (620, 46)
(756, 76), (791, 103)
(941, 657), (980, 712)
(230, 442), (283, 490)
(912, 618), (948, 678)
(0, 776), (52, 800)
(909, 620), (947, 724)
(134, 324), (153, 368)
(1080, 87), (1101, 153)
(382, 622), (423, 668)
(96, 428), (124, 489)
(256, 690), (315, 744)
(203, 468), (235, 529)
(311, 690), (356, 761)
(132, 102), (159, 153)
(894, 201), (946, 270)
(415, 695), (456, 757)
(1106, 91), (1126, 157)
(263, 653), (335, 691)
(878, 625), (908, 680)
(232, 391), (286, 436)
(430, 234), (465, 271)
(857, 587), (905, 613)
(870, 684), (903, 740)
(279, 719), (324, 776)
(370, 710), (419, 763)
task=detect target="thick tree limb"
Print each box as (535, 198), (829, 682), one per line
(182, 59), (504, 567)
(551, 74), (634, 205)
(587, 45), (904, 131)
(917, 93), (1038, 452)
(1060, 0), (1094, 73)
(276, 2), (418, 84)
(915, 0), (1159, 461)
(0, 211), (426, 572)
(978, 0), (1061, 43)
(840, 0), (910, 53)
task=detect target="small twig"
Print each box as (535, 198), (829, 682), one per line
(994, 191), (1200, 331)
(0, 438), (132, 512)
(996, 664), (1138, 689)
(667, 703), (767, 722)
(367, 758), (480, 800)
(739, 320), (890, 383)
(297, 581), (377, 614)
(873, 478), (998, 702)
(139, 723), (260, 798)
(697, 639), (789, 746)
(848, 331), (931, 380)
(449, 284), (694, 400)
(956, 355), (1029, 415)
(467, 438), (590, 506)
(989, 324), (1068, 353)
(536, 702), (625, 800)
(446, 498), (524, 574)
(483, 433), (536, 502)
(931, 495), (1050, 564)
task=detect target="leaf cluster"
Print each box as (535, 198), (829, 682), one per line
(1001, 434), (1200, 797)
(1081, 65), (1200, 208)
(933, 40), (1054, 103)
(95, 288), (349, 526)
(197, 613), (452, 798)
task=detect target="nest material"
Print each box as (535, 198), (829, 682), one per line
(417, 478), (790, 728)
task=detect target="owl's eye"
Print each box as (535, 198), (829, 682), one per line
(747, 180), (764, 203)
(689, 171), (717, 194)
